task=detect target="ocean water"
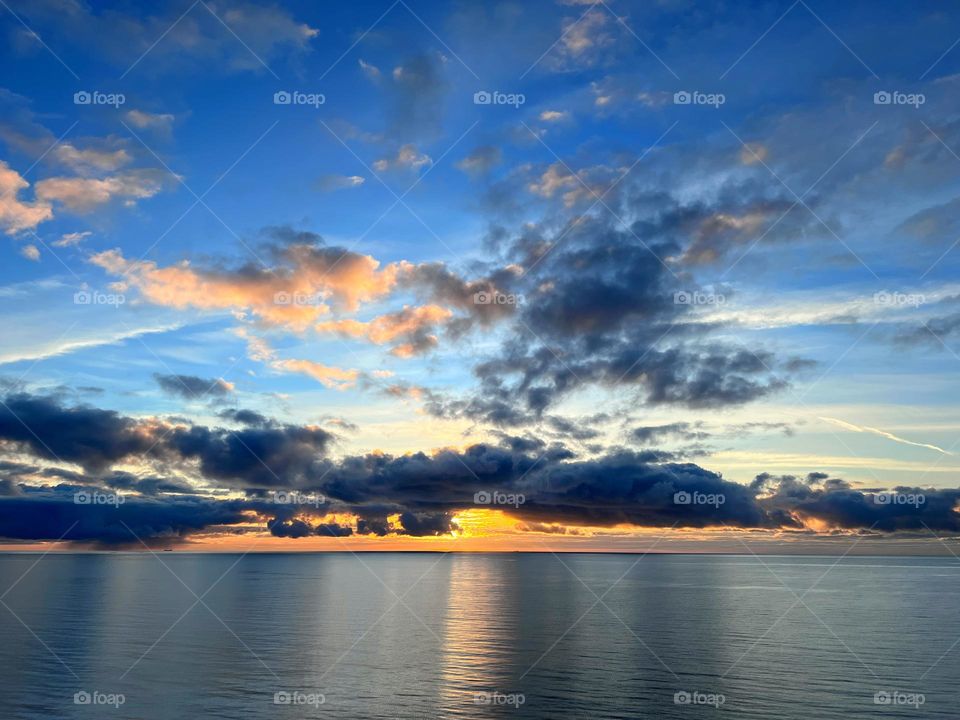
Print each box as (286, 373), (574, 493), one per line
(0, 553), (956, 718)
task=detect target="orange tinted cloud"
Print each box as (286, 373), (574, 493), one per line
(91, 246), (405, 333)
(316, 304), (452, 356)
(273, 358), (360, 390)
(35, 169), (172, 212)
(0, 161), (53, 234)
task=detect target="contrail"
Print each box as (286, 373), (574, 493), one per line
(819, 417), (953, 455)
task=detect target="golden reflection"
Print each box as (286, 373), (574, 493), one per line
(437, 555), (516, 715)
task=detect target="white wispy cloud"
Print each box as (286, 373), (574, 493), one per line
(0, 323), (184, 365)
(819, 416), (953, 455)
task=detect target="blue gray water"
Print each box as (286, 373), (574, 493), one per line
(0, 553), (956, 718)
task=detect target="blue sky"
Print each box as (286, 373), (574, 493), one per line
(1, 0), (960, 548)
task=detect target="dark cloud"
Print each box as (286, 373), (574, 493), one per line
(895, 312), (960, 346)
(167, 423), (335, 488)
(218, 408), (272, 427)
(0, 392), (957, 544)
(0, 391), (334, 486)
(457, 145), (502, 175)
(756, 473), (960, 533)
(0, 392), (158, 472)
(0, 485), (249, 545)
(398, 511), (456, 536)
(267, 518), (353, 538)
(155, 373), (234, 400)
(632, 422), (709, 444)
(410, 206), (803, 425)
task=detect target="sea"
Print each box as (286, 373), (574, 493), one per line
(0, 553), (956, 718)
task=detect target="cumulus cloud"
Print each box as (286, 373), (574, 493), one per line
(0, 161), (52, 234)
(316, 304), (453, 357)
(19, 244), (40, 261)
(90, 232), (403, 332)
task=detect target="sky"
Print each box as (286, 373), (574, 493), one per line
(0, 0), (959, 552)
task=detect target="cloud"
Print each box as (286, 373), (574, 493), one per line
(125, 109), (176, 134)
(456, 145), (502, 175)
(424, 209), (800, 425)
(268, 517), (354, 538)
(154, 373), (235, 400)
(11, 0), (318, 74)
(272, 359), (360, 390)
(358, 58), (381, 81)
(0, 161), (52, 234)
(632, 422), (709, 444)
(232, 330), (361, 390)
(91, 232), (403, 332)
(739, 142), (769, 165)
(315, 304), (453, 357)
(0, 392), (161, 472)
(19, 244), (40, 261)
(539, 110), (570, 123)
(0, 391), (958, 544)
(35, 168), (175, 212)
(0, 487), (250, 544)
(0, 322), (183, 366)
(819, 417), (953, 455)
(386, 53), (449, 139)
(52, 143), (131, 173)
(52, 231), (92, 247)
(547, 9), (620, 70)
(374, 144), (432, 173)
(315, 174), (365, 191)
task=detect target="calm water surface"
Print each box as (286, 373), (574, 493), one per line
(0, 553), (957, 718)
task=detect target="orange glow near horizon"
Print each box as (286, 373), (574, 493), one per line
(0, 510), (878, 553)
